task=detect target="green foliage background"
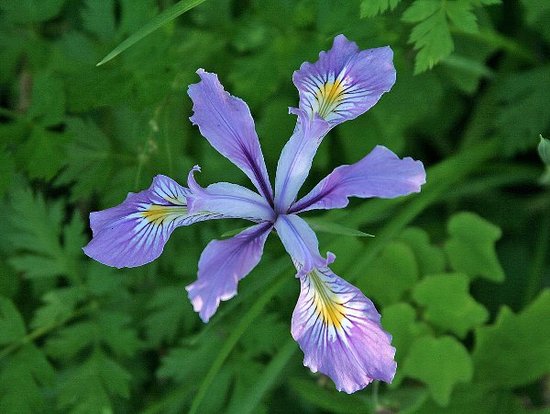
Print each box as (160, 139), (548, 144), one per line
(1, 0), (549, 412)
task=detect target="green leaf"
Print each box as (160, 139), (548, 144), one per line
(446, 1), (478, 33)
(290, 378), (372, 414)
(415, 384), (529, 414)
(382, 302), (431, 385)
(26, 72), (65, 127)
(45, 321), (96, 360)
(56, 118), (114, 201)
(30, 287), (85, 330)
(97, 0), (208, 65)
(444, 212), (505, 282)
(495, 66), (550, 155)
(81, 0), (116, 41)
(402, 336), (473, 406)
(0, 297), (26, 345)
(17, 127), (68, 181)
(144, 285), (190, 345)
(0, 148), (16, 198)
(473, 290), (550, 389)
(305, 218), (374, 238)
(399, 227), (446, 275)
(402, 0), (494, 73)
(56, 349), (132, 412)
(6, 187), (82, 280)
(406, 6), (454, 74)
(357, 241), (419, 306)
(226, 339), (296, 414)
(0, 0), (66, 23)
(412, 273), (489, 337)
(360, 0), (403, 18)
(188, 275), (289, 414)
(0, 345), (55, 414)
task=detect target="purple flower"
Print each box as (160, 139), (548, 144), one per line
(83, 34), (426, 394)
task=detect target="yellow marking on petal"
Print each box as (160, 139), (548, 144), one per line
(316, 80), (345, 118)
(310, 270), (346, 329)
(141, 205), (188, 225)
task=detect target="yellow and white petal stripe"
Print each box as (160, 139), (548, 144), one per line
(84, 175), (220, 268)
(291, 267), (396, 393)
(293, 35), (396, 126)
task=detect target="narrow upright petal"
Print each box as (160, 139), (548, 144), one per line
(294, 34), (396, 126)
(188, 69), (273, 202)
(186, 222), (272, 322)
(291, 145), (426, 213)
(274, 108), (331, 212)
(292, 267), (396, 393)
(186, 166), (275, 222)
(83, 175), (219, 268)
(274, 214), (333, 276)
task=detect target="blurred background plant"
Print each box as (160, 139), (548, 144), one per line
(0, 0), (549, 413)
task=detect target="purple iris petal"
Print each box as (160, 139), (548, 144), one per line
(274, 108), (331, 212)
(83, 175), (219, 268)
(274, 214), (334, 277)
(292, 267), (396, 393)
(291, 145), (426, 213)
(188, 69), (273, 202)
(186, 222), (272, 322)
(293, 34), (396, 126)
(186, 166), (275, 222)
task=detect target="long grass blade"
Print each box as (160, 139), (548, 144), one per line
(97, 0), (207, 66)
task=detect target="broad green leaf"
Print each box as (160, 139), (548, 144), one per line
(97, 0), (208, 65)
(412, 273), (489, 337)
(16, 127), (68, 181)
(0, 345), (55, 414)
(416, 384), (530, 414)
(444, 212), (505, 282)
(360, 0), (403, 18)
(305, 218), (374, 238)
(357, 241), (419, 306)
(0, 297), (26, 345)
(399, 227), (446, 275)
(26, 72), (65, 127)
(495, 66), (550, 155)
(0, 0), (66, 23)
(473, 290), (550, 389)
(382, 302), (431, 385)
(81, 0), (116, 41)
(521, 0), (550, 42)
(290, 378), (372, 414)
(402, 336), (473, 406)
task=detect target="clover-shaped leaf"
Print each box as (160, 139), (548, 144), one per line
(413, 273), (489, 337)
(473, 290), (550, 389)
(358, 241), (419, 306)
(444, 212), (505, 282)
(399, 227), (446, 275)
(402, 336), (473, 406)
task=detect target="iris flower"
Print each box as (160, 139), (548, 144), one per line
(84, 35), (426, 393)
